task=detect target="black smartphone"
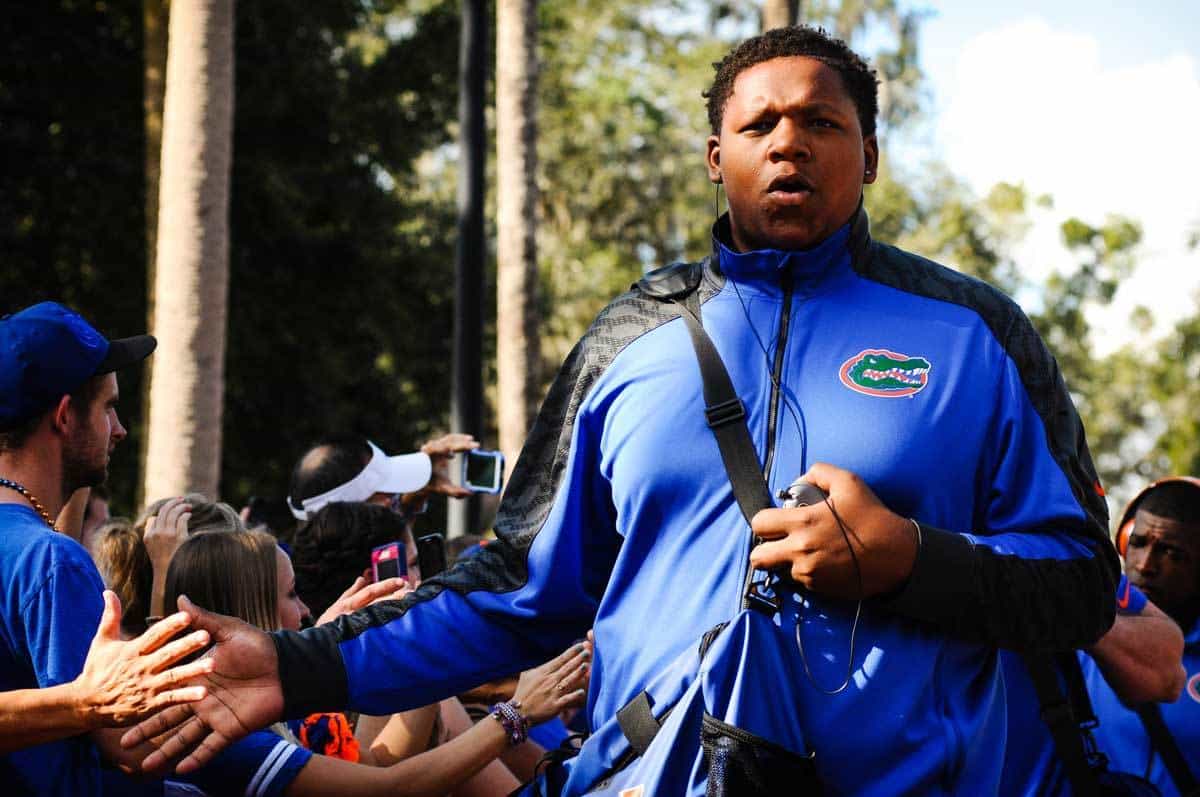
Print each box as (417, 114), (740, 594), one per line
(462, 449), (505, 494)
(416, 533), (448, 579)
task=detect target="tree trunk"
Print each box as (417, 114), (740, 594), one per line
(448, 0), (487, 537)
(763, 0), (800, 31)
(139, 0), (169, 508)
(496, 0), (539, 475)
(143, 0), (234, 501)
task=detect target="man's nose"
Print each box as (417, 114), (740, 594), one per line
(768, 118), (811, 162)
(111, 414), (127, 442)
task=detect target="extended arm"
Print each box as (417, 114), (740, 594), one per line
(0, 591), (209, 754)
(1086, 579), (1186, 705)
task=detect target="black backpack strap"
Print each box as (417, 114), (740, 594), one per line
(672, 293), (773, 526)
(1137, 703), (1200, 795)
(616, 691), (661, 757)
(1021, 652), (1104, 795)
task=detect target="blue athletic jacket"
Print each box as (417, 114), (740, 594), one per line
(276, 208), (1118, 795)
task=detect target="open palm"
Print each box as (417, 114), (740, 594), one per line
(122, 596), (285, 775)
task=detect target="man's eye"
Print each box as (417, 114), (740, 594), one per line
(811, 118), (837, 129)
(1128, 536), (1147, 548)
(744, 119), (775, 133)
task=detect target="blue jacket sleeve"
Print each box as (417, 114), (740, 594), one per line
(271, 296), (653, 717)
(880, 309), (1119, 651)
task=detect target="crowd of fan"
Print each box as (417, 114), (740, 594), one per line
(1, 287), (1198, 797)
(80, 436), (595, 797)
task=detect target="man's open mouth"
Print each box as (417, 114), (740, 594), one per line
(767, 174), (815, 195)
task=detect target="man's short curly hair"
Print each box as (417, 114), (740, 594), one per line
(704, 26), (879, 137)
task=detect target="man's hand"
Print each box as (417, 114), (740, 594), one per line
(315, 574), (411, 626)
(750, 463), (918, 600)
(74, 591), (213, 727)
(417, 432), (478, 499)
(121, 595), (284, 775)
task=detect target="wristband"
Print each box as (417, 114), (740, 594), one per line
(489, 700), (529, 746)
(1116, 573), (1148, 615)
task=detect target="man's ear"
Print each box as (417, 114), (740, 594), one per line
(706, 134), (722, 184)
(863, 134), (879, 185)
(50, 395), (74, 437)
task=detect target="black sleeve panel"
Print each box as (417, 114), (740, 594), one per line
(856, 233), (1119, 651)
(881, 524), (1116, 651)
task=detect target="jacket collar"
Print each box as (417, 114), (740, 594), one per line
(710, 203), (872, 295)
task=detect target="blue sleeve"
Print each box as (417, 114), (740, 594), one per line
(881, 316), (1119, 650)
(23, 544), (105, 687)
(1115, 573), (1148, 616)
(178, 730), (312, 797)
(273, 318), (626, 717)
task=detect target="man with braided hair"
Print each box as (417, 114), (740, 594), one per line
(128, 27), (1118, 795)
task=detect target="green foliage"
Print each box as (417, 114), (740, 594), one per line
(0, 0), (147, 510)
(0, 1), (466, 515)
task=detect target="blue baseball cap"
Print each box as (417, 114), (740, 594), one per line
(0, 302), (156, 428)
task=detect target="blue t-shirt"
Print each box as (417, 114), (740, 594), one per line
(0, 504), (107, 796)
(169, 730), (312, 797)
(1089, 617), (1200, 797)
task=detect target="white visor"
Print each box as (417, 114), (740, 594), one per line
(290, 441), (431, 520)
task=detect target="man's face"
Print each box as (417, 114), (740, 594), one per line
(1125, 509), (1200, 625)
(63, 373), (126, 491)
(706, 56), (877, 252)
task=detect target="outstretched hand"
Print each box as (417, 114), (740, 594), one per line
(75, 590), (212, 727)
(513, 640), (592, 726)
(749, 463), (919, 600)
(315, 573), (411, 626)
(121, 595), (284, 775)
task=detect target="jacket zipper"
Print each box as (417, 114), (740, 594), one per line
(762, 275), (793, 480)
(739, 275), (794, 610)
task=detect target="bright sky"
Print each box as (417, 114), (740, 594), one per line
(913, 0), (1200, 352)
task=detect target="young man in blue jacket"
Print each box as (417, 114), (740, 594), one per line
(132, 26), (1119, 795)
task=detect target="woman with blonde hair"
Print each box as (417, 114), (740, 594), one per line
(88, 495), (244, 638)
(162, 529), (589, 797)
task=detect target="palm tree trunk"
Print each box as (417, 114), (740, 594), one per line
(763, 0), (800, 31)
(496, 0), (540, 474)
(143, 0), (234, 501)
(139, 0), (169, 508)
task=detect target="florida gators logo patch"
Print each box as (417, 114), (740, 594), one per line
(1188, 672), (1200, 704)
(839, 349), (931, 398)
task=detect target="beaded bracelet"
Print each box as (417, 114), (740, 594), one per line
(489, 699), (529, 746)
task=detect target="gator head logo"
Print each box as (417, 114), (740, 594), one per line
(839, 349), (931, 398)
(1188, 672), (1200, 704)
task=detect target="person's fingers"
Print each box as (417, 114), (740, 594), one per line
(749, 538), (806, 572)
(134, 610), (193, 655)
(176, 729), (233, 775)
(337, 576), (369, 602)
(350, 578), (407, 607)
(443, 485), (474, 498)
(751, 504), (829, 539)
(147, 685), (208, 712)
(121, 704), (193, 748)
(176, 595), (230, 641)
(96, 590), (122, 641)
(144, 629), (211, 673)
(162, 497), (189, 531)
(176, 511), (192, 535)
(139, 714), (210, 774)
(801, 462), (840, 493)
(147, 657), (214, 692)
